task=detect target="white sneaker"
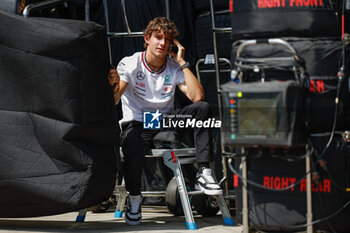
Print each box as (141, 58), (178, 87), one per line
(195, 167), (223, 195)
(125, 195), (142, 226)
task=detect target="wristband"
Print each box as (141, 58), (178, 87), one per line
(180, 62), (190, 70)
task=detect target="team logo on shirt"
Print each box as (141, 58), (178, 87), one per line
(137, 71), (145, 80)
(143, 110), (162, 129)
(164, 74), (172, 83)
(136, 81), (146, 88)
(162, 86), (172, 92)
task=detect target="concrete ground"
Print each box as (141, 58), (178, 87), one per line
(0, 206), (243, 233)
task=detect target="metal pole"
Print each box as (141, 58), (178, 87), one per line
(306, 150), (313, 233)
(102, 0), (113, 64)
(165, 0), (170, 18)
(23, 0), (66, 17)
(121, 0), (131, 34)
(222, 156), (229, 196)
(209, 0), (223, 124)
(105, 0), (144, 38)
(242, 154), (249, 233)
(84, 0), (90, 21)
(209, 0), (228, 199)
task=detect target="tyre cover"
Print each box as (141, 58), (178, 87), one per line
(234, 136), (350, 232)
(0, 10), (117, 217)
(230, 0), (346, 39)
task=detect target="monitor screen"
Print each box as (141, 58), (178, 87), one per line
(238, 94), (279, 136)
(221, 80), (304, 147)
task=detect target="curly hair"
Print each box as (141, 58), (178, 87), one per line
(144, 17), (179, 48)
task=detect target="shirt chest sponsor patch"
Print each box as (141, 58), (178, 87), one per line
(162, 86), (173, 92)
(136, 81), (146, 88)
(164, 74), (172, 84)
(162, 93), (173, 99)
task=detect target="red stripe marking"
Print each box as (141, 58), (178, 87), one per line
(234, 174), (238, 187)
(171, 150), (177, 163)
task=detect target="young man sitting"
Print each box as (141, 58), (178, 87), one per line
(108, 17), (222, 226)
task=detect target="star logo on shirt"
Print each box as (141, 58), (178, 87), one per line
(137, 71), (145, 80)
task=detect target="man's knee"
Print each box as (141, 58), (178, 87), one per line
(191, 101), (210, 117)
(121, 129), (144, 153)
(193, 101), (209, 108)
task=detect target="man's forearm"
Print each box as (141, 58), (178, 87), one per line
(182, 67), (205, 102)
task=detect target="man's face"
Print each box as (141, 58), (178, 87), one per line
(145, 30), (173, 59)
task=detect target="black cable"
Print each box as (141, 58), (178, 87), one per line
(308, 139), (346, 192)
(234, 62), (297, 73)
(325, 169), (346, 192)
(303, 62), (344, 173)
(227, 149), (313, 192)
(270, 153), (308, 162)
(310, 149), (337, 233)
(248, 200), (350, 230)
(284, 200), (350, 229)
(317, 187), (337, 233)
(230, 153), (350, 229)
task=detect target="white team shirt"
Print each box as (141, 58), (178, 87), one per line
(117, 51), (185, 124)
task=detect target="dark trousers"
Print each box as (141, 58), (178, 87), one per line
(120, 101), (212, 195)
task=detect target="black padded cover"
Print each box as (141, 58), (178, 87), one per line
(234, 136), (350, 232)
(0, 10), (117, 217)
(230, 0), (347, 39)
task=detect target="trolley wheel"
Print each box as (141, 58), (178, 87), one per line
(165, 177), (192, 216)
(192, 194), (219, 217)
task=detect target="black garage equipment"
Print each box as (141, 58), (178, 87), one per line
(225, 38), (350, 233)
(227, 0), (350, 232)
(230, 135), (350, 233)
(230, 0), (348, 40)
(222, 39), (307, 148)
(0, 9), (116, 217)
(222, 38), (315, 233)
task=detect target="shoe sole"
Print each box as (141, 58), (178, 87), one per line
(195, 184), (223, 196)
(125, 217), (142, 226)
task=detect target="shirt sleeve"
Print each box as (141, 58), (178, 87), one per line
(117, 58), (129, 83)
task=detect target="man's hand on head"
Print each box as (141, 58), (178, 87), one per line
(170, 39), (186, 66)
(108, 68), (120, 94)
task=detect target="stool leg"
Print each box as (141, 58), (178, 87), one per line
(75, 208), (87, 222)
(114, 179), (127, 218)
(163, 150), (197, 230)
(214, 195), (234, 225)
